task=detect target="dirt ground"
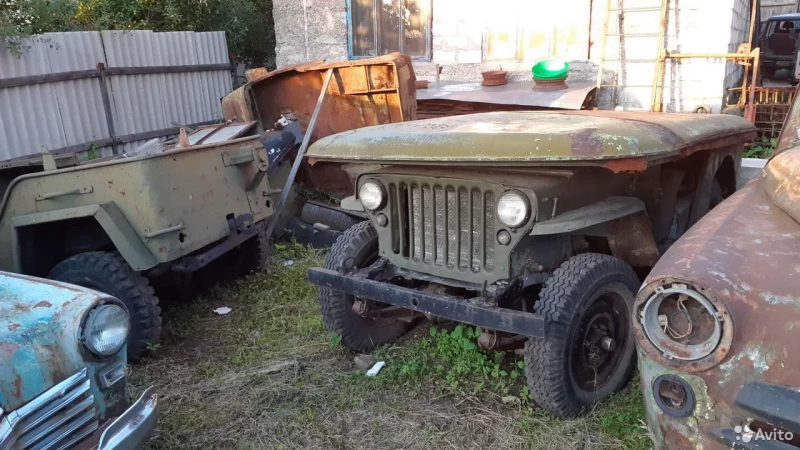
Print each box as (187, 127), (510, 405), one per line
(129, 242), (651, 450)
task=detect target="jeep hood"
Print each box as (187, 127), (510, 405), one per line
(0, 273), (105, 411)
(306, 111), (756, 169)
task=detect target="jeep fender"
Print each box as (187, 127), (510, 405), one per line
(529, 196), (660, 268)
(11, 202), (158, 272)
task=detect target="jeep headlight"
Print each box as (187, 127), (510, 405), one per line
(496, 191), (529, 228)
(359, 180), (385, 211)
(83, 304), (129, 356)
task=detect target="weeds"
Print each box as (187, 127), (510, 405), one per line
(130, 242), (650, 449)
(744, 136), (777, 159)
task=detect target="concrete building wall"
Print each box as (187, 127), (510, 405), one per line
(274, 0), (348, 67)
(272, 0), (753, 112)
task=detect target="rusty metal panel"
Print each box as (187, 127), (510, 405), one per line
(415, 80), (596, 110)
(634, 170), (800, 448)
(222, 53), (416, 194)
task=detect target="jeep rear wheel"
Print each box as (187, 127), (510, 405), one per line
(318, 221), (413, 353)
(524, 253), (639, 417)
(48, 251), (162, 363)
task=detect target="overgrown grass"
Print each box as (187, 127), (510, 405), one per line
(129, 242), (650, 449)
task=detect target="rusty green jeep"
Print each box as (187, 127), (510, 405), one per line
(307, 110), (756, 417)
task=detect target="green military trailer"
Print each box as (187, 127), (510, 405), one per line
(0, 134), (284, 361)
(306, 110), (757, 417)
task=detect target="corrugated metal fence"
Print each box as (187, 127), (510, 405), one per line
(0, 30), (232, 161)
(762, 0), (797, 19)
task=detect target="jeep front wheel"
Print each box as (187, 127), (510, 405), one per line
(524, 253), (639, 417)
(318, 221), (413, 353)
(48, 251), (162, 363)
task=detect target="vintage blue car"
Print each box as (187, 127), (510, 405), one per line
(0, 271), (157, 449)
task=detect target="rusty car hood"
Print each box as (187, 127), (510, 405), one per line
(763, 146), (800, 224)
(0, 273), (108, 411)
(306, 110), (756, 168)
(642, 178), (800, 402)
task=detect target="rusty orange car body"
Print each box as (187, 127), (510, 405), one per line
(634, 98), (800, 448)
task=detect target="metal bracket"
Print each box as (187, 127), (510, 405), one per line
(35, 186), (93, 201)
(143, 223), (185, 239)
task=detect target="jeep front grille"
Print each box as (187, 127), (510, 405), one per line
(0, 368), (99, 450)
(388, 182), (496, 273)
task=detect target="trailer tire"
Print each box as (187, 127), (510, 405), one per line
(524, 253), (639, 418)
(49, 251), (162, 363)
(318, 221), (412, 353)
(237, 227), (272, 275)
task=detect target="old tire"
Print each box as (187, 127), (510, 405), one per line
(48, 251), (162, 363)
(524, 253), (639, 417)
(236, 227), (272, 275)
(300, 202), (362, 232)
(318, 221), (412, 353)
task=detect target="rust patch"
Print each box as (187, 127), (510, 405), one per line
(603, 157), (649, 173)
(7, 323), (21, 331)
(606, 212), (660, 267)
(12, 373), (22, 400)
(569, 129), (606, 157)
(33, 300), (52, 308)
(0, 341), (21, 359)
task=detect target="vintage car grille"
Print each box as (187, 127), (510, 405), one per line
(1, 368), (99, 450)
(387, 181), (497, 273)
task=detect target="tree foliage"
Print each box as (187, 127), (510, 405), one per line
(0, 0), (275, 67)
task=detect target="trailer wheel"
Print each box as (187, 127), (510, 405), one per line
(318, 221), (413, 352)
(524, 253), (639, 417)
(49, 251), (162, 363)
(236, 227), (272, 275)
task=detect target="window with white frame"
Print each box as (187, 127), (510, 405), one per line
(348, 0), (431, 59)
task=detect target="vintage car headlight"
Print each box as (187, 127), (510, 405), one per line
(634, 280), (733, 372)
(359, 180), (385, 211)
(83, 304), (129, 356)
(496, 191), (529, 228)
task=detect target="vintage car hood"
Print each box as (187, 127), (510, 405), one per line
(0, 273), (106, 411)
(763, 146), (800, 224)
(306, 110), (756, 167)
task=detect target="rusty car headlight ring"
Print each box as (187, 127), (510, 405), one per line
(82, 303), (130, 357)
(633, 278), (734, 372)
(496, 190), (530, 228)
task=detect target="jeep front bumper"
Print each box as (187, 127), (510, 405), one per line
(307, 267), (545, 337)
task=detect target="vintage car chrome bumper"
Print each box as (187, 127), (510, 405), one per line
(97, 386), (158, 449)
(0, 366), (156, 450)
(307, 267), (545, 336)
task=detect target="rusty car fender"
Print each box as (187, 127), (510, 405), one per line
(633, 171), (800, 449)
